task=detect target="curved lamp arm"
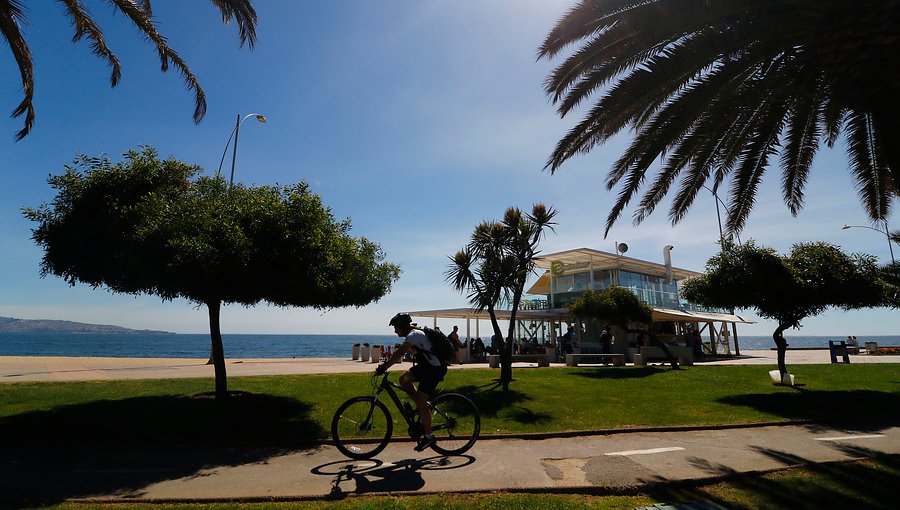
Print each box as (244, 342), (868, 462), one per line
(215, 113), (267, 184)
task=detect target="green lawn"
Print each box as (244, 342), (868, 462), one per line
(0, 364), (897, 448)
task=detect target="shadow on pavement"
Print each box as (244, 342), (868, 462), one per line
(652, 449), (900, 510)
(0, 392), (325, 505)
(311, 455), (475, 498)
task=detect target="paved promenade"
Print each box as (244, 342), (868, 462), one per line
(1, 351), (897, 503)
(1, 349), (898, 383)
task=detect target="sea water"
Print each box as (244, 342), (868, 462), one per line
(0, 332), (897, 359)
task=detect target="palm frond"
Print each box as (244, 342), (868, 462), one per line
(208, 0), (258, 48)
(110, 0), (207, 123)
(0, 0), (34, 140)
(59, 0), (122, 87)
(844, 111), (892, 221)
(779, 78), (822, 215)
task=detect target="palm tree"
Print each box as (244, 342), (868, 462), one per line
(539, 0), (899, 237)
(446, 204), (556, 390)
(1, 0), (257, 140)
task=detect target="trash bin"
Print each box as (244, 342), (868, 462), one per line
(865, 341), (878, 354)
(829, 340), (850, 364)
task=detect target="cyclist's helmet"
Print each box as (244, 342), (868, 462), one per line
(389, 313), (412, 327)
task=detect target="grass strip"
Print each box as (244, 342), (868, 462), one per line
(0, 364), (897, 448)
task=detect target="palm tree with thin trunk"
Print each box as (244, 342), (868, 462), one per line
(447, 204), (556, 390)
(1, 0), (257, 140)
(539, 0), (899, 238)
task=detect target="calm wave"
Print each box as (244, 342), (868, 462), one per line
(0, 332), (897, 358)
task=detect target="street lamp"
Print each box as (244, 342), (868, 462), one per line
(215, 113), (267, 187)
(842, 222), (895, 263)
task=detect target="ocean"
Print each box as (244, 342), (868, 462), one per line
(0, 332), (897, 359)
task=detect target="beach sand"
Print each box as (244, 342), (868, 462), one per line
(0, 350), (897, 383)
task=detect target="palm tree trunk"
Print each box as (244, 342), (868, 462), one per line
(207, 299), (228, 398)
(773, 324), (789, 378)
(501, 282), (528, 390)
(486, 305), (510, 390)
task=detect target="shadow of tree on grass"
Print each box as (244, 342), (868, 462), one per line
(0, 392), (326, 504)
(718, 390), (900, 425)
(568, 366), (670, 380)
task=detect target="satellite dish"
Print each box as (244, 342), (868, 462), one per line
(617, 243), (629, 254)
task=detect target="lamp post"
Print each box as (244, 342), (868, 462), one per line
(702, 185), (741, 248)
(215, 113), (267, 187)
(842, 222), (895, 264)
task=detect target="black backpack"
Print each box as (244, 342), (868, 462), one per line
(421, 327), (456, 365)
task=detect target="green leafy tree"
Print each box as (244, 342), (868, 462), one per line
(567, 287), (653, 327)
(539, 0), (898, 237)
(23, 147), (400, 398)
(2, 0), (257, 140)
(565, 287), (677, 368)
(681, 241), (886, 378)
(446, 204), (556, 390)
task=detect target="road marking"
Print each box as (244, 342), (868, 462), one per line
(815, 434), (886, 442)
(605, 447), (685, 456)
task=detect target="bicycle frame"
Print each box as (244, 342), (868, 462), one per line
(372, 372), (455, 435)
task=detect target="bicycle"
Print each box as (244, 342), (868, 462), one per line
(331, 370), (480, 459)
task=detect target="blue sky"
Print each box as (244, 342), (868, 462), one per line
(0, 1), (896, 339)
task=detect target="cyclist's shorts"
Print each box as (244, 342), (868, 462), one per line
(410, 363), (447, 396)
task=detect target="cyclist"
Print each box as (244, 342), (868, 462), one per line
(376, 313), (448, 451)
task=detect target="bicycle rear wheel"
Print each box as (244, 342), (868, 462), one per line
(331, 396), (393, 459)
(428, 392), (480, 456)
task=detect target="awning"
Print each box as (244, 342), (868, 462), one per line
(651, 308), (755, 324)
(407, 308), (566, 322)
(407, 307), (754, 324)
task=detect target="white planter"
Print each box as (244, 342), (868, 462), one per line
(352, 345), (360, 360)
(768, 369), (795, 386)
(371, 346), (382, 363)
(361, 345), (370, 362)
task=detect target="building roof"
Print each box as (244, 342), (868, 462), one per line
(534, 247), (700, 281)
(406, 307), (754, 324)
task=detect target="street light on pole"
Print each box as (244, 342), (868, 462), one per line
(702, 184), (741, 248)
(215, 112), (267, 187)
(842, 222), (895, 264)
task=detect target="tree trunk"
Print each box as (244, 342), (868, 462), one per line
(207, 299), (228, 398)
(486, 305), (511, 391)
(502, 282), (527, 390)
(773, 324), (789, 379)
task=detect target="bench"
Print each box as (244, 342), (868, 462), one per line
(565, 353), (625, 367)
(633, 346), (693, 366)
(487, 354), (549, 368)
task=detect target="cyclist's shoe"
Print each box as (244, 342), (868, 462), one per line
(414, 434), (436, 452)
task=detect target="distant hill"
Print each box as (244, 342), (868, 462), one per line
(0, 317), (174, 334)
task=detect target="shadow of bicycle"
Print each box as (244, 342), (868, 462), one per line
(311, 455), (476, 497)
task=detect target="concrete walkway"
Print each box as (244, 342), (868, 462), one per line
(2, 422), (898, 502)
(1, 349), (897, 383)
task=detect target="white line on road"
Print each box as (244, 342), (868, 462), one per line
(814, 434), (886, 442)
(604, 447), (685, 456)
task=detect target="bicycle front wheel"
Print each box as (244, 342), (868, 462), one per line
(331, 396), (393, 459)
(429, 392), (480, 456)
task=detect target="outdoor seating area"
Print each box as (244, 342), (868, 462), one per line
(565, 353), (625, 367)
(487, 354), (549, 368)
(633, 345), (693, 366)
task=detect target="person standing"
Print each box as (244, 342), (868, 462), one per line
(600, 325), (613, 354)
(448, 325), (464, 364)
(562, 325), (575, 354)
